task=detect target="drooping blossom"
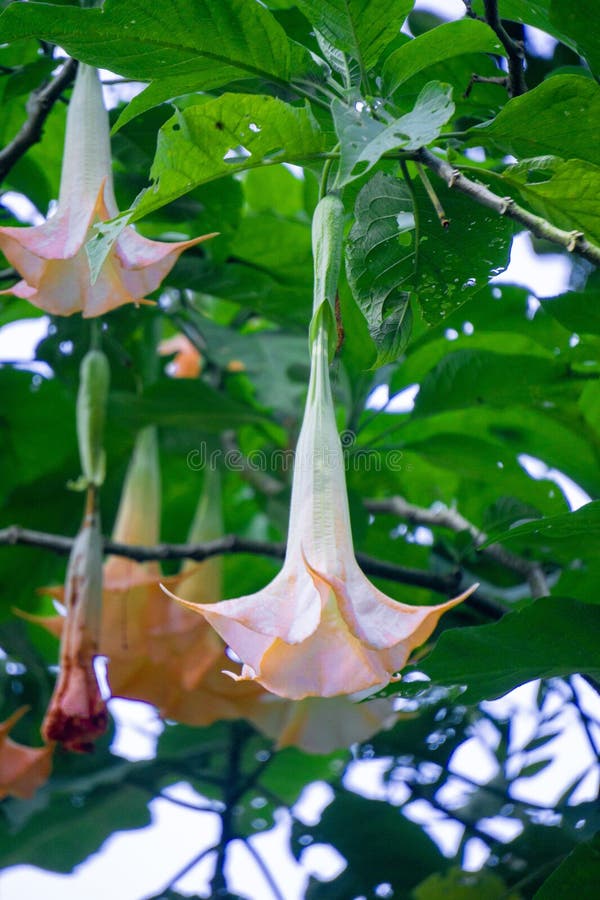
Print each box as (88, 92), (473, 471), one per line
(41, 491), (108, 752)
(0, 63), (215, 317)
(28, 429), (397, 751)
(0, 707), (53, 800)
(166, 307), (476, 700)
(99, 428), (232, 713)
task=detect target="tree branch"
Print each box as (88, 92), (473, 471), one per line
(0, 57), (78, 186)
(366, 496), (549, 599)
(413, 147), (600, 268)
(1, 524), (513, 624)
(482, 0), (527, 96)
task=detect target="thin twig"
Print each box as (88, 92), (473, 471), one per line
(211, 721), (250, 895)
(243, 838), (286, 900)
(482, 0), (527, 96)
(463, 73), (508, 98)
(366, 496), (549, 598)
(0, 58), (78, 186)
(412, 147), (600, 268)
(159, 844), (218, 895)
(415, 162), (449, 228)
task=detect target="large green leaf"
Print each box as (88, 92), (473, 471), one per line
(296, 0), (413, 70)
(413, 348), (566, 417)
(109, 378), (265, 431)
(345, 171), (414, 365)
(541, 290), (600, 336)
(535, 832), (600, 899)
(0, 0), (317, 127)
(333, 81), (454, 185)
(382, 17), (504, 95)
(410, 178), (513, 323)
(134, 94), (328, 219)
(503, 157), (600, 244)
(0, 781), (150, 871)
(0, 370), (76, 505)
(292, 789), (445, 896)
(549, 0), (600, 75)
(482, 500), (600, 562)
(420, 597), (600, 703)
(474, 76), (600, 166)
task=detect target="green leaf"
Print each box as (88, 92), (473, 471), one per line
(414, 867), (520, 900)
(333, 81), (454, 186)
(474, 76), (600, 166)
(549, 0), (600, 75)
(345, 172), (414, 365)
(133, 94), (328, 219)
(0, 0), (317, 127)
(413, 349), (566, 418)
(541, 290), (600, 336)
(296, 0), (413, 71)
(535, 832), (600, 899)
(179, 315), (310, 413)
(516, 757), (553, 778)
(482, 501), (600, 562)
(382, 17), (505, 95)
(292, 789), (445, 896)
(109, 378), (265, 432)
(410, 178), (513, 323)
(0, 782), (150, 871)
(0, 370), (76, 505)
(503, 157), (600, 244)
(420, 597), (600, 704)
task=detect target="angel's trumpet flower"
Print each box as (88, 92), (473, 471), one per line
(41, 494), (108, 752)
(166, 196), (476, 699)
(0, 64), (215, 317)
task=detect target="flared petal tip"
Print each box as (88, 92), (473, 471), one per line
(449, 582), (480, 608)
(223, 663), (257, 683)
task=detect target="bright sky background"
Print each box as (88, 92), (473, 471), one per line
(1, 3), (597, 899)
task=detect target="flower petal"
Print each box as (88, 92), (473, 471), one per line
(305, 554), (477, 650)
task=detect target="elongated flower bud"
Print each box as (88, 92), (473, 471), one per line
(77, 348), (110, 487)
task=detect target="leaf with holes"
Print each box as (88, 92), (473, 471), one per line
(132, 94), (329, 219)
(333, 81), (454, 186)
(345, 172), (415, 366)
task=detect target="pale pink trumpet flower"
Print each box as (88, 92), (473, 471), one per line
(0, 63), (215, 317)
(165, 308), (476, 700)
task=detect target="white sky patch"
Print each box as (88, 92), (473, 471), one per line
(492, 232), (572, 297)
(518, 454), (592, 511)
(108, 698), (164, 761)
(414, 0), (465, 19)
(1, 190), (45, 224)
(367, 383), (420, 413)
(525, 25), (558, 59)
